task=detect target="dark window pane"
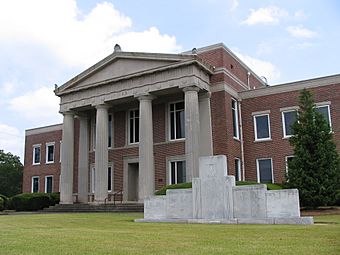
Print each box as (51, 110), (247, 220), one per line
(256, 115), (270, 139)
(232, 108), (238, 138)
(284, 111), (297, 136)
(108, 167), (112, 191)
(259, 159), (272, 183)
(33, 178), (39, 192)
(176, 112), (182, 139)
(178, 110), (185, 138)
(135, 117), (139, 143)
(176, 102), (184, 110)
(170, 103), (174, 111)
(108, 115), (112, 147)
(129, 118), (134, 143)
(316, 106), (330, 125)
(171, 162), (176, 184)
(177, 161), (186, 183)
(170, 112), (175, 139)
(135, 109), (139, 118)
(34, 147), (40, 164)
(46, 177), (53, 193)
(234, 159), (240, 181)
(48, 145), (54, 162)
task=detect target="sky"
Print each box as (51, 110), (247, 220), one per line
(0, 0), (339, 162)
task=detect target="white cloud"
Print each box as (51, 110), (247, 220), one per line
(0, 81), (16, 96)
(294, 10), (307, 20)
(0, 124), (23, 160)
(233, 50), (281, 83)
(0, 0), (181, 68)
(286, 25), (318, 39)
(242, 6), (288, 25)
(9, 87), (62, 126)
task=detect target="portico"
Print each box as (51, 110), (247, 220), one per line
(55, 49), (213, 204)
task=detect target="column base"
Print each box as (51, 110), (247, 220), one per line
(59, 201), (74, 205)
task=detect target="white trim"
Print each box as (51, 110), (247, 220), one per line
(26, 124), (62, 136)
(44, 175), (53, 193)
(279, 106), (299, 112)
(168, 159), (186, 185)
(281, 110), (298, 138)
(253, 114), (271, 141)
(32, 144), (41, 165)
(91, 166), (95, 193)
(251, 110), (271, 116)
(45, 142), (55, 164)
(231, 98), (240, 139)
(59, 141), (62, 163)
(31, 176), (39, 193)
(285, 155), (295, 174)
(240, 74), (340, 99)
(168, 100), (185, 141)
(256, 158), (274, 183)
(127, 108), (139, 145)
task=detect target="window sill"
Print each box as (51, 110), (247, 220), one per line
(254, 138), (272, 143)
(168, 138), (185, 143)
(32, 163), (41, 166)
(233, 137), (240, 142)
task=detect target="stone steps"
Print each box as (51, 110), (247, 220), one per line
(43, 203), (144, 213)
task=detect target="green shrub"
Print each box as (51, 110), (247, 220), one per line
(48, 192), (60, 206)
(155, 182), (192, 195)
(0, 194), (8, 210)
(0, 197), (4, 211)
(11, 193), (52, 211)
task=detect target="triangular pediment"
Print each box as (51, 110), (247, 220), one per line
(56, 52), (194, 95)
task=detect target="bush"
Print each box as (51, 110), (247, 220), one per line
(155, 181), (283, 195)
(48, 192), (60, 206)
(0, 194), (8, 210)
(155, 182), (192, 195)
(0, 197), (4, 211)
(10, 193), (57, 211)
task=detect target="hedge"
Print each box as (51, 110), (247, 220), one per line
(10, 192), (60, 211)
(0, 194), (8, 211)
(155, 181), (283, 195)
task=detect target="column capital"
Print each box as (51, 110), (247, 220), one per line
(199, 91), (211, 100)
(75, 113), (90, 120)
(61, 110), (75, 116)
(137, 94), (156, 101)
(183, 86), (200, 93)
(94, 103), (110, 110)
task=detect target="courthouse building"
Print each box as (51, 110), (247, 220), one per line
(22, 43), (340, 204)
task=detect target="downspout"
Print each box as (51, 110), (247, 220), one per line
(238, 99), (246, 181)
(247, 72), (251, 90)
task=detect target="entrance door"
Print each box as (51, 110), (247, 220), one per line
(127, 163), (139, 201)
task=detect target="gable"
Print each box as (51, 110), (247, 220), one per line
(64, 57), (181, 91)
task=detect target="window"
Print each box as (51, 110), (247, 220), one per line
(254, 114), (271, 141)
(46, 142), (55, 163)
(256, 158), (273, 183)
(108, 166), (112, 192)
(45, 176), (53, 193)
(31, 176), (39, 193)
(169, 101), (185, 140)
(285, 156), (295, 173)
(282, 110), (298, 137)
(232, 99), (239, 139)
(32, 145), (41, 165)
(316, 105), (332, 127)
(108, 114), (113, 148)
(128, 109), (139, 144)
(169, 160), (186, 184)
(234, 158), (241, 181)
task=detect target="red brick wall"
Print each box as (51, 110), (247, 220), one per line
(23, 128), (62, 193)
(210, 91), (242, 177)
(198, 47), (264, 91)
(241, 84), (340, 183)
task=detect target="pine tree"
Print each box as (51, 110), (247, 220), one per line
(287, 89), (340, 208)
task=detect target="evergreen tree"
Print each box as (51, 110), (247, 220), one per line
(287, 89), (340, 207)
(0, 150), (23, 197)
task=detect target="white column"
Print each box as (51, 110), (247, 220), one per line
(77, 115), (89, 203)
(94, 104), (109, 203)
(60, 111), (74, 204)
(184, 86), (200, 180)
(138, 94), (155, 201)
(199, 92), (213, 157)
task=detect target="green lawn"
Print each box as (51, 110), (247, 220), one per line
(0, 213), (339, 255)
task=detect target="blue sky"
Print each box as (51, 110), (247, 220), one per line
(0, 0), (339, 161)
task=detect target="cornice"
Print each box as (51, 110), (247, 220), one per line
(26, 124), (62, 136)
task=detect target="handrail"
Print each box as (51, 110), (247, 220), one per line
(113, 190), (123, 206)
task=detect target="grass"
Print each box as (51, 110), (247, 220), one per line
(0, 213), (339, 255)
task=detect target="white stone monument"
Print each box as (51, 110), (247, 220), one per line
(136, 155), (313, 224)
